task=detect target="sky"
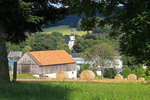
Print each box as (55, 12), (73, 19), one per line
(51, 3), (124, 8)
(50, 3), (62, 8)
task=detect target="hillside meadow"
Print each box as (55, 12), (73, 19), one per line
(0, 81), (150, 100)
(41, 25), (90, 36)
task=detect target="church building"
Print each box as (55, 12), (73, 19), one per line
(68, 28), (75, 50)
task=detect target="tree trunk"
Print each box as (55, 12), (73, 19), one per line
(0, 19), (10, 82)
(101, 67), (105, 79)
(87, 31), (89, 34)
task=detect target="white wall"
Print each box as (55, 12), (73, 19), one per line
(33, 75), (39, 78)
(143, 64), (147, 69)
(42, 71), (77, 79)
(96, 71), (101, 76)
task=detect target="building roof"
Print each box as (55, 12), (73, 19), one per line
(8, 51), (22, 58)
(28, 50), (76, 66)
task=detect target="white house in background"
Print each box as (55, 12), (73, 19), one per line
(8, 51), (22, 60)
(73, 57), (85, 65)
(17, 50), (77, 78)
(96, 51), (123, 76)
(73, 51), (123, 76)
(96, 56), (123, 76)
(68, 29), (75, 50)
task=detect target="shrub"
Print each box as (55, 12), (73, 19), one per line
(135, 68), (145, 78)
(121, 66), (145, 78)
(104, 68), (117, 78)
(121, 67), (131, 78)
(144, 76), (150, 81)
(145, 66), (150, 76)
(131, 70), (135, 74)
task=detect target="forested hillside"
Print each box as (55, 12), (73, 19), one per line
(6, 32), (71, 54)
(48, 14), (83, 28)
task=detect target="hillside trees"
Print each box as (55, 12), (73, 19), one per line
(7, 32), (71, 53)
(74, 38), (99, 53)
(62, 0), (150, 65)
(57, 44), (71, 54)
(31, 34), (58, 51)
(73, 33), (119, 54)
(22, 46), (32, 55)
(0, 0), (68, 82)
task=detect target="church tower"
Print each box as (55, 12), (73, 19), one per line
(68, 28), (75, 50)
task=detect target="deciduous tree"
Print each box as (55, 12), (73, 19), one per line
(0, 0), (68, 82)
(84, 43), (115, 78)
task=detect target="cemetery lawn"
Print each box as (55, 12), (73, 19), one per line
(0, 81), (150, 100)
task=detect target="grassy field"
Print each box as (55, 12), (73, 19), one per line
(10, 74), (36, 79)
(42, 25), (89, 36)
(0, 81), (150, 100)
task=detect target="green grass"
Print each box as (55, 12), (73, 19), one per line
(42, 25), (89, 36)
(10, 74), (36, 79)
(0, 81), (150, 100)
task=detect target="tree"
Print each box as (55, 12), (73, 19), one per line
(145, 66), (150, 76)
(84, 34), (97, 40)
(62, 0), (150, 65)
(56, 44), (71, 54)
(73, 37), (85, 53)
(80, 17), (98, 33)
(6, 42), (21, 52)
(92, 25), (111, 34)
(0, 0), (68, 82)
(121, 55), (137, 68)
(76, 19), (82, 31)
(74, 37), (99, 53)
(22, 46), (32, 55)
(135, 68), (145, 78)
(31, 34), (58, 51)
(84, 43), (115, 78)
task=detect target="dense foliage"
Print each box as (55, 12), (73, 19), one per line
(6, 32), (71, 54)
(83, 43), (115, 78)
(1, 0), (68, 43)
(145, 66), (150, 76)
(74, 33), (119, 54)
(62, 0), (150, 65)
(121, 67), (132, 78)
(104, 68), (117, 78)
(0, 0), (68, 82)
(121, 66), (146, 78)
(121, 55), (138, 68)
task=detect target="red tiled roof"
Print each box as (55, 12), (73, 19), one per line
(28, 50), (76, 66)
